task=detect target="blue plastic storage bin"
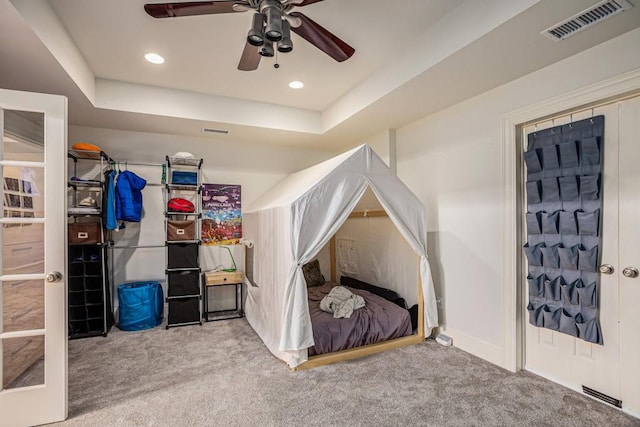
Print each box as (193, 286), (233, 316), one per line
(118, 281), (164, 331)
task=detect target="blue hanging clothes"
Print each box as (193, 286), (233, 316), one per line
(105, 169), (118, 230)
(115, 170), (146, 222)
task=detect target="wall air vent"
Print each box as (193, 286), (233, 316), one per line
(542, 0), (633, 41)
(582, 385), (623, 408)
(202, 127), (230, 135)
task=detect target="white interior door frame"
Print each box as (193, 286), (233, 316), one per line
(499, 68), (640, 373)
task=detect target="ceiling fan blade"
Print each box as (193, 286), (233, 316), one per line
(284, 0), (325, 6)
(238, 42), (261, 71)
(289, 12), (354, 62)
(144, 1), (245, 18)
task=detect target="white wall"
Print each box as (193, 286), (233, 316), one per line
(68, 126), (335, 312)
(394, 28), (640, 366)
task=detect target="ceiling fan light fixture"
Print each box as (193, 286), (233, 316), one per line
(247, 13), (265, 46)
(259, 41), (275, 57)
(277, 20), (293, 53)
(264, 7), (283, 41)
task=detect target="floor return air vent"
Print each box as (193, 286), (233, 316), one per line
(582, 385), (623, 408)
(542, 0), (633, 41)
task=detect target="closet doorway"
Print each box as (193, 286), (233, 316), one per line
(521, 94), (640, 417)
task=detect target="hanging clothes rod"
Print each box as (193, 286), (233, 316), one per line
(111, 160), (166, 167)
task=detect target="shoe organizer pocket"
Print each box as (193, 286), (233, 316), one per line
(558, 309), (578, 337)
(580, 174), (600, 200)
(578, 245), (599, 272)
(523, 242), (544, 267)
(559, 211), (578, 235)
(561, 279), (580, 305)
(576, 316), (601, 344)
(558, 244), (579, 270)
(577, 209), (599, 236)
(542, 145), (560, 169)
(527, 274), (545, 297)
(576, 281), (597, 308)
(540, 243), (560, 268)
(526, 181), (542, 205)
(558, 175), (579, 201)
(541, 178), (560, 203)
(524, 148), (542, 173)
(541, 211), (559, 234)
(527, 302), (544, 327)
(526, 212), (542, 235)
(580, 137), (600, 166)
(544, 276), (562, 301)
(559, 141), (579, 168)
(542, 305), (561, 330)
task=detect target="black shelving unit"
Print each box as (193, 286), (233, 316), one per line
(164, 155), (203, 328)
(67, 149), (114, 338)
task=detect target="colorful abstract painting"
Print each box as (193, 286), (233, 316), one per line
(201, 184), (242, 245)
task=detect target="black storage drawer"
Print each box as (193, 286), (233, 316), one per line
(167, 243), (198, 269)
(168, 270), (200, 297)
(168, 297), (200, 324)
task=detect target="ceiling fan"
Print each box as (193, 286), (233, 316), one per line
(144, 0), (355, 71)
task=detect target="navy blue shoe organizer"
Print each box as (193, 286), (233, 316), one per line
(523, 116), (604, 344)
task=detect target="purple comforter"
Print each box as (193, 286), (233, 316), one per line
(307, 282), (412, 356)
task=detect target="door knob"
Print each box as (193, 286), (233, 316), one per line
(622, 267), (639, 278)
(599, 264), (614, 275)
(46, 271), (63, 283)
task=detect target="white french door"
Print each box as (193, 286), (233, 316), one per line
(0, 89), (68, 426)
(523, 95), (640, 418)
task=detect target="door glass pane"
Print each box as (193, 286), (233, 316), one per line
(2, 279), (44, 332)
(2, 110), (44, 162)
(1, 223), (44, 275)
(2, 335), (44, 389)
(3, 166), (44, 219)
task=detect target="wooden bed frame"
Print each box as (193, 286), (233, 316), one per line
(294, 209), (425, 370)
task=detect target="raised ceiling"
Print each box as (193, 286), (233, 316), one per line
(1, 0), (639, 149)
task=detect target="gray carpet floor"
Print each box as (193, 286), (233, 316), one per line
(52, 319), (639, 427)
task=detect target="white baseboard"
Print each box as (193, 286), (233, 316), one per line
(443, 327), (503, 368)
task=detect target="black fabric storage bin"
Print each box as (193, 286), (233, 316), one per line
(167, 243), (198, 269)
(167, 270), (200, 297)
(168, 297), (200, 324)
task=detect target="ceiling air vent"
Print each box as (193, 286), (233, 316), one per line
(542, 0), (633, 41)
(202, 127), (230, 135)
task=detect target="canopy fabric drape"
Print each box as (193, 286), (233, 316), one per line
(244, 144), (438, 367)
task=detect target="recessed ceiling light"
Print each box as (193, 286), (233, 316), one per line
(289, 80), (304, 89)
(145, 53), (165, 64)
